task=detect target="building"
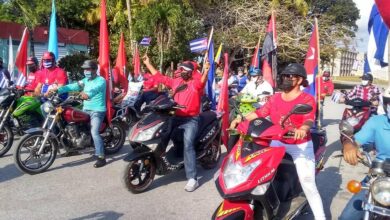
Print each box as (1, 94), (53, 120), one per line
(331, 50), (364, 77)
(0, 21), (89, 71)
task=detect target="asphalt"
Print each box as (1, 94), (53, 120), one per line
(0, 96), (368, 220)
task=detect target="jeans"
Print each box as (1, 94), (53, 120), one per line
(85, 111), (106, 158)
(339, 182), (367, 220)
(171, 116), (199, 180)
(134, 91), (160, 112)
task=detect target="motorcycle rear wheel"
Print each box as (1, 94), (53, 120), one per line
(200, 138), (222, 169)
(123, 157), (156, 194)
(103, 121), (126, 155)
(14, 133), (57, 175)
(0, 125), (13, 157)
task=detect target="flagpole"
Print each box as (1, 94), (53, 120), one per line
(271, 10), (278, 88)
(202, 26), (214, 73)
(315, 18), (322, 130)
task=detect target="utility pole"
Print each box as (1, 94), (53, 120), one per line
(126, 0), (133, 53)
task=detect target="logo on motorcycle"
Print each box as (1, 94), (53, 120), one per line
(254, 119), (262, 126)
(259, 168), (276, 183)
(217, 204), (241, 218)
(244, 148), (271, 163)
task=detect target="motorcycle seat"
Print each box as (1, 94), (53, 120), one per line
(198, 111), (217, 134)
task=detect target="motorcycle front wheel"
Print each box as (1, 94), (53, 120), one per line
(200, 138), (222, 169)
(14, 132), (57, 174)
(123, 157), (156, 194)
(0, 125), (14, 157)
(103, 121), (126, 154)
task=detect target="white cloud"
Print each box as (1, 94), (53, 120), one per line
(353, 0), (374, 52)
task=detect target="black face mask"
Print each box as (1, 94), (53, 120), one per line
(28, 66), (37, 73)
(181, 71), (191, 81)
(279, 78), (294, 92)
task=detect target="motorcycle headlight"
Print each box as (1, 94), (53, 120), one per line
(223, 155), (261, 189)
(346, 117), (360, 127)
(371, 177), (390, 206)
(42, 102), (54, 113)
(133, 122), (163, 142)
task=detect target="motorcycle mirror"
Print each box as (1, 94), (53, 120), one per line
(339, 120), (354, 137)
(291, 104), (313, 115)
(172, 84), (188, 97)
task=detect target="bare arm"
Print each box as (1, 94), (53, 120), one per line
(200, 61), (210, 84)
(142, 55), (158, 75)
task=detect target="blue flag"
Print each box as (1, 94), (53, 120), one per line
(48, 0), (58, 60)
(206, 41), (216, 110)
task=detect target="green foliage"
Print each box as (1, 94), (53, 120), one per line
(58, 53), (90, 82)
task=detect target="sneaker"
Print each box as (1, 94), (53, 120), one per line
(94, 157), (106, 168)
(184, 178), (199, 192)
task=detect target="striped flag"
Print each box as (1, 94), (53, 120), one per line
(140, 37), (152, 46)
(206, 41), (216, 109)
(0, 77), (8, 88)
(14, 27), (29, 86)
(189, 37), (208, 53)
(15, 74), (26, 87)
(303, 19), (319, 99)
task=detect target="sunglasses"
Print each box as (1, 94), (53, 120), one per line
(282, 74), (299, 79)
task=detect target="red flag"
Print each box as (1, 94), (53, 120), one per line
(303, 19), (319, 98)
(115, 32), (128, 92)
(98, 0), (113, 124)
(132, 44), (140, 78)
(15, 27), (29, 77)
(217, 53), (230, 149)
(261, 11), (277, 87)
(250, 42), (260, 69)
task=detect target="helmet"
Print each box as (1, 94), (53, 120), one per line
(383, 87), (390, 114)
(81, 60), (98, 70)
(239, 103), (256, 116)
(178, 61), (194, 72)
(281, 63), (307, 79)
(249, 68), (261, 76)
(361, 73), (373, 81)
(42, 52), (55, 61)
(26, 57), (39, 66)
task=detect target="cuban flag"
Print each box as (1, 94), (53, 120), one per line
(303, 22), (319, 98)
(206, 40), (216, 109)
(190, 37), (208, 53)
(366, 3), (388, 72)
(140, 37), (152, 46)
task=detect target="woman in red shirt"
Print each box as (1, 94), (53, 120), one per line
(235, 63), (326, 220)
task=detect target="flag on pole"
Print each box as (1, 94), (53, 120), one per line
(140, 37), (152, 46)
(14, 27), (29, 83)
(214, 43), (223, 64)
(206, 40), (216, 109)
(48, 0), (58, 60)
(261, 12), (277, 87)
(132, 44), (141, 78)
(217, 53), (230, 149)
(190, 37), (208, 53)
(250, 40), (261, 71)
(303, 20), (319, 98)
(8, 36), (14, 81)
(115, 32), (128, 92)
(99, 0), (113, 124)
(366, 3), (388, 73)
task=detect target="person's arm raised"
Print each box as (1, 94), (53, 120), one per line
(201, 61), (210, 84)
(142, 55), (158, 75)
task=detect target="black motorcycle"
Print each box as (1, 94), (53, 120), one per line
(122, 84), (222, 193)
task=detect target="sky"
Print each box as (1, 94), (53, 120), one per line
(353, 0), (374, 52)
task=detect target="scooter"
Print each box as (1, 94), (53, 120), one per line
(212, 104), (327, 220)
(122, 84), (222, 193)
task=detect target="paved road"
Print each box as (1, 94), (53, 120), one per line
(0, 96), (368, 220)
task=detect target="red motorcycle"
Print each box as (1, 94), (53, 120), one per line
(13, 93), (127, 174)
(212, 104), (327, 220)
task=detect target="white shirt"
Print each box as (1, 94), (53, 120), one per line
(240, 80), (274, 105)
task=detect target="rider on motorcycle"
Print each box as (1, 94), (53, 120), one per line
(24, 57), (40, 95)
(49, 60), (108, 168)
(233, 63), (326, 220)
(346, 73), (381, 114)
(316, 70), (334, 126)
(339, 86), (390, 220)
(142, 54), (210, 192)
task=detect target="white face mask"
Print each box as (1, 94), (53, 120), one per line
(362, 80), (369, 86)
(251, 76), (258, 82)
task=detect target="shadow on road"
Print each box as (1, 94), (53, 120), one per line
(323, 118), (340, 127)
(323, 140), (342, 166)
(0, 163), (23, 183)
(69, 211), (124, 220)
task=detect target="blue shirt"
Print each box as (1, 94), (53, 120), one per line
(58, 76), (106, 112)
(237, 75), (247, 92)
(355, 115), (390, 161)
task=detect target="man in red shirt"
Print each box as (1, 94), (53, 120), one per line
(34, 52), (68, 98)
(24, 57), (40, 95)
(315, 70), (334, 125)
(142, 55), (209, 192)
(234, 63), (326, 220)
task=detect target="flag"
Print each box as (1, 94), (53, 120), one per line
(132, 44), (141, 78)
(250, 41), (261, 71)
(190, 37), (208, 53)
(14, 27), (29, 81)
(48, 0), (58, 60)
(217, 53), (230, 149)
(303, 20), (319, 98)
(366, 3), (388, 73)
(214, 43), (223, 64)
(98, 0), (113, 124)
(115, 32), (128, 91)
(8, 36), (14, 81)
(364, 55), (371, 74)
(375, 0), (390, 29)
(261, 12), (277, 87)
(206, 40), (216, 109)
(140, 37), (152, 46)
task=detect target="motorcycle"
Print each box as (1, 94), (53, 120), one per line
(340, 121), (390, 220)
(122, 84), (222, 193)
(212, 104), (327, 220)
(13, 93), (126, 174)
(0, 87), (44, 157)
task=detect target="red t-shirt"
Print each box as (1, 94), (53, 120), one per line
(36, 67), (68, 85)
(152, 72), (206, 117)
(143, 73), (158, 92)
(316, 77), (334, 100)
(24, 72), (39, 93)
(255, 92), (316, 144)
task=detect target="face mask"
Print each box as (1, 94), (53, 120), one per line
(323, 77), (329, 81)
(180, 71), (191, 81)
(362, 80), (369, 86)
(84, 70), (92, 79)
(279, 78), (294, 92)
(43, 60), (53, 69)
(28, 66), (37, 73)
